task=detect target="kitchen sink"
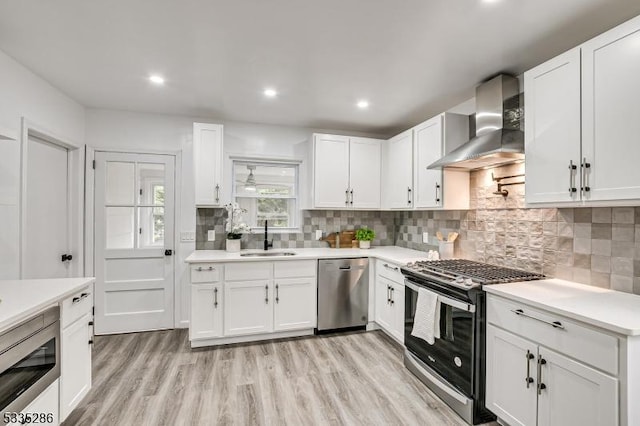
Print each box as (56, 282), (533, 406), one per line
(240, 251), (296, 257)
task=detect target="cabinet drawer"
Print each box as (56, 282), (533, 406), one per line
(191, 264), (221, 283)
(487, 295), (619, 375)
(274, 260), (317, 278)
(225, 262), (271, 281)
(376, 260), (404, 284)
(61, 285), (93, 329)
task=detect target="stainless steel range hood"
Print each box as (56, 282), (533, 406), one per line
(428, 74), (524, 170)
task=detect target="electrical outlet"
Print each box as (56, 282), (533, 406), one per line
(315, 230), (323, 240)
(180, 231), (195, 242)
(422, 232), (429, 243)
(208, 230), (216, 242)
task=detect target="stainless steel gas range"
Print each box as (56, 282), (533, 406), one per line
(401, 259), (544, 425)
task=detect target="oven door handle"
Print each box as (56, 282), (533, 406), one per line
(405, 280), (476, 313)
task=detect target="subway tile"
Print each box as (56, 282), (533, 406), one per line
(612, 224), (634, 242)
(611, 275), (634, 293)
(591, 223), (612, 240)
(591, 255), (611, 273)
(592, 208), (612, 224)
(612, 257), (634, 276)
(591, 239), (612, 256)
(574, 223), (592, 238)
(611, 241), (635, 258)
(574, 253), (591, 269)
(612, 207), (635, 224)
(574, 208), (592, 223)
(573, 238), (592, 254)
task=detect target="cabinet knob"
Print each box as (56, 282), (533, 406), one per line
(88, 340), (94, 345)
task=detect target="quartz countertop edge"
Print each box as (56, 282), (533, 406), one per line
(185, 246), (429, 266)
(484, 278), (640, 337)
(0, 277), (95, 333)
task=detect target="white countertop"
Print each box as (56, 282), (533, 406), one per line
(185, 246), (429, 266)
(484, 278), (640, 336)
(0, 277), (95, 333)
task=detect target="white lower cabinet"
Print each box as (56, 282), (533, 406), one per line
(14, 380), (60, 426)
(189, 260), (317, 346)
(224, 280), (273, 336)
(274, 277), (317, 331)
(374, 261), (405, 343)
(60, 288), (93, 422)
(190, 284), (223, 339)
(486, 294), (619, 426)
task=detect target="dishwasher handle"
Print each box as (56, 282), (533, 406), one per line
(338, 266), (352, 270)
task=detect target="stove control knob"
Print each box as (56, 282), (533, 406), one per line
(455, 276), (464, 284)
(464, 278), (475, 287)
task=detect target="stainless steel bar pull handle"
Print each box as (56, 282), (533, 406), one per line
(568, 160), (577, 194)
(525, 350), (535, 388)
(537, 355), (547, 395)
(275, 284), (279, 303)
(350, 189), (354, 205)
(407, 187), (412, 205)
(214, 287), (218, 308)
(512, 309), (565, 330)
(265, 284), (269, 304)
(435, 182), (441, 203)
(383, 263), (399, 271)
(345, 189), (349, 205)
(390, 287), (395, 305)
(581, 158), (591, 193)
(215, 184), (220, 203)
(387, 285), (391, 304)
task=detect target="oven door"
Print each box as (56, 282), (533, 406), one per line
(0, 321), (60, 416)
(404, 279), (475, 397)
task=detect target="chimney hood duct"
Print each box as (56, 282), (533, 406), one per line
(428, 74), (524, 170)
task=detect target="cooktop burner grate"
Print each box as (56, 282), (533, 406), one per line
(407, 259), (545, 285)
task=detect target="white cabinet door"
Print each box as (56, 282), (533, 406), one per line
(60, 314), (92, 422)
(349, 138), (382, 209)
(486, 325), (538, 426)
(273, 277), (317, 331)
(524, 48), (582, 204)
(313, 134), (350, 208)
(194, 122), (224, 206)
(414, 116), (443, 209)
(385, 130), (413, 209)
(582, 16), (640, 202)
(390, 282), (404, 343)
(19, 380), (59, 426)
(537, 347), (618, 426)
(190, 284), (223, 340)
(375, 275), (395, 333)
(224, 280), (273, 336)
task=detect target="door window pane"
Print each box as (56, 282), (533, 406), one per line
(138, 207), (164, 248)
(137, 163), (165, 205)
(106, 162), (135, 205)
(106, 207), (134, 249)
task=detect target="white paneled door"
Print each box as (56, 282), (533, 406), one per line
(94, 152), (175, 334)
(23, 135), (71, 279)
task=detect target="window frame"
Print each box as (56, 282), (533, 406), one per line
(231, 159), (301, 233)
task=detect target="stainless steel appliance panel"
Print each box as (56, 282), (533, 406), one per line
(317, 258), (369, 331)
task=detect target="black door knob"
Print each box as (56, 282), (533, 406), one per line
(165, 249), (172, 256)
(61, 254), (73, 262)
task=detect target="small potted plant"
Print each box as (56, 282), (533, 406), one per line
(355, 227), (375, 249)
(224, 203), (251, 253)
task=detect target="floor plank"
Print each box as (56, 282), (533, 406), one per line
(63, 329), (494, 426)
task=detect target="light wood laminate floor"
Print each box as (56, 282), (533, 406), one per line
(63, 329), (483, 426)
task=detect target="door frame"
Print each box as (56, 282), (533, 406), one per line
(86, 147), (183, 329)
(19, 118), (84, 278)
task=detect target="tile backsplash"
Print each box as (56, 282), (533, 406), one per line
(197, 162), (640, 294)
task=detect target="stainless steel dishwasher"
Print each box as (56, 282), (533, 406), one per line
(317, 258), (369, 331)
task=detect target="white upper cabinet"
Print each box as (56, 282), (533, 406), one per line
(384, 129), (414, 209)
(525, 48), (582, 204)
(313, 134), (381, 209)
(413, 113), (469, 210)
(194, 122), (224, 207)
(581, 15), (640, 202)
(525, 15), (640, 205)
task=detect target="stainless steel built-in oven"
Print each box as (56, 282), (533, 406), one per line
(0, 306), (60, 417)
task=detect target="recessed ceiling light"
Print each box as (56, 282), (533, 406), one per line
(264, 88), (277, 98)
(482, 0), (501, 4)
(357, 100), (369, 109)
(149, 75), (165, 85)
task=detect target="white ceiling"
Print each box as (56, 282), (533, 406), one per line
(1, 0), (640, 136)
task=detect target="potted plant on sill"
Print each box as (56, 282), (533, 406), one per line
(224, 203), (251, 253)
(355, 227), (375, 249)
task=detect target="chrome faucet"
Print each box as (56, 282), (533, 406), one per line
(264, 220), (273, 251)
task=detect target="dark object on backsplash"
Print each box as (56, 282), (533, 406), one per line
(322, 230), (356, 248)
(491, 172), (525, 197)
(264, 220), (273, 251)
